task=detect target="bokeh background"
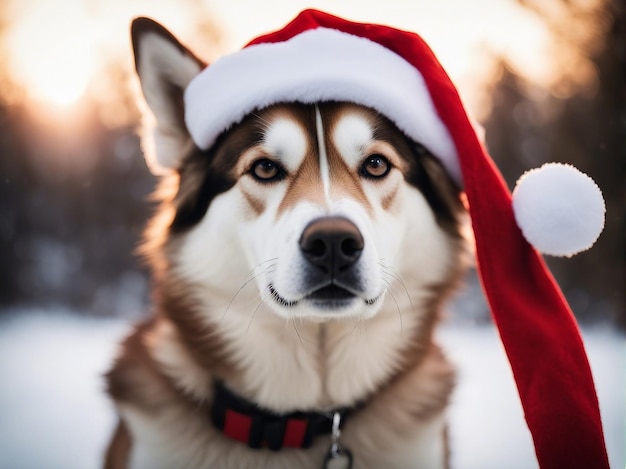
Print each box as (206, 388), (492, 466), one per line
(0, 0), (623, 325)
(0, 0), (623, 468)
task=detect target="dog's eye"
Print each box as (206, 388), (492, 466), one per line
(360, 155), (391, 179)
(250, 159), (285, 182)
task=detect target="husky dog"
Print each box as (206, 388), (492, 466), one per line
(104, 17), (470, 469)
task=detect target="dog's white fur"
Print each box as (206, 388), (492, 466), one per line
(105, 20), (470, 469)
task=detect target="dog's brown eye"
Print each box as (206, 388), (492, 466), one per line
(361, 155), (391, 179)
(250, 159), (285, 182)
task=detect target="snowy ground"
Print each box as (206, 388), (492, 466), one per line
(0, 310), (623, 469)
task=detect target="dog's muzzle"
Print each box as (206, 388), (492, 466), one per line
(299, 217), (365, 305)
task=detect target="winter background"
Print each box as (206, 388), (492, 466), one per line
(0, 0), (623, 468)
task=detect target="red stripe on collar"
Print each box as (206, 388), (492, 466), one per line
(223, 409), (253, 445)
(211, 380), (355, 451)
(283, 418), (308, 447)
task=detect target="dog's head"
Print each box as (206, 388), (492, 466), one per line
(133, 19), (469, 323)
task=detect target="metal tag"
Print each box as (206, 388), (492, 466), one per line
(323, 443), (353, 469)
(322, 411), (353, 469)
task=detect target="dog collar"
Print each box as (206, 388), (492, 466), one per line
(210, 380), (356, 452)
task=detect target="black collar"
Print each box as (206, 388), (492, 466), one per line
(210, 380), (355, 451)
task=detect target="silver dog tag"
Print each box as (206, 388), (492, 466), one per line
(322, 412), (353, 469)
(323, 443), (353, 469)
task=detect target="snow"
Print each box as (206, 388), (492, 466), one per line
(0, 310), (623, 469)
(440, 325), (625, 468)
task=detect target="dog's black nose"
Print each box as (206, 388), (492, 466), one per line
(299, 217), (364, 274)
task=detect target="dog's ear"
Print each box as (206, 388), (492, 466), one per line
(131, 18), (205, 174)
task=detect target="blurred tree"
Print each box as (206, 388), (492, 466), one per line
(0, 3), (23, 307)
(485, 0), (624, 325)
(0, 0), (223, 316)
(0, 100), (155, 315)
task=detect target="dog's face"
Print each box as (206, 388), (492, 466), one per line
(134, 21), (467, 325)
(174, 102), (465, 322)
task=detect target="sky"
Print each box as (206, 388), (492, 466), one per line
(2, 0), (574, 120)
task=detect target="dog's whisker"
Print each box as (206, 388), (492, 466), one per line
(245, 289), (273, 335)
(290, 319), (305, 346)
(220, 275), (259, 323)
(219, 260), (278, 323)
(346, 316), (363, 338)
(289, 317), (319, 347)
(245, 309), (258, 335)
(379, 260), (416, 314)
(253, 257), (279, 271)
(382, 277), (404, 335)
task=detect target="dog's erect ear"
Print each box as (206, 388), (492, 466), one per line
(131, 18), (205, 174)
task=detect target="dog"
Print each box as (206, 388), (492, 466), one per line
(104, 17), (471, 469)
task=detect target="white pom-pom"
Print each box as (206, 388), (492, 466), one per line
(512, 163), (605, 257)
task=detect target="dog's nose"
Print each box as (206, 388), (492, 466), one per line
(299, 217), (364, 274)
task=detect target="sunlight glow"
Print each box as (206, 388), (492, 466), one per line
(5, 0), (222, 114)
(7, 1), (96, 107)
(3, 0), (603, 122)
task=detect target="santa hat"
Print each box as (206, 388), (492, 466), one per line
(183, 9), (608, 468)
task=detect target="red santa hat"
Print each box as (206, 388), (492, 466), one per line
(182, 9), (608, 468)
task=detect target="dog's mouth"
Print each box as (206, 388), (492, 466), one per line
(308, 284), (354, 301)
(268, 284), (381, 310)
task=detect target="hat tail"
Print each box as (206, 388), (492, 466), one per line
(464, 141), (609, 469)
(245, 8), (610, 467)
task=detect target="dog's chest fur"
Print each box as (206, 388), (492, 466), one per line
(108, 318), (455, 469)
(105, 100), (467, 469)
